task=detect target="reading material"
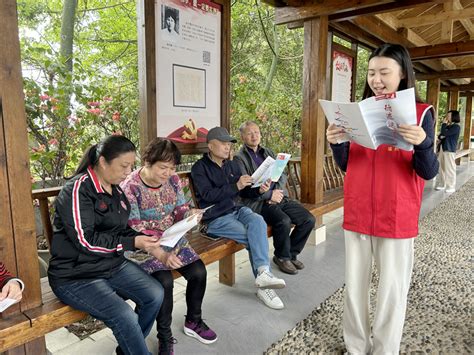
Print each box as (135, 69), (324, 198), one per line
(319, 88), (418, 151)
(159, 205), (214, 248)
(251, 153), (291, 187)
(0, 298), (19, 312)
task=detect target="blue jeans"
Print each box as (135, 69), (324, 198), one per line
(207, 206), (270, 276)
(52, 261), (163, 355)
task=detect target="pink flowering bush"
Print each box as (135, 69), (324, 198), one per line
(24, 78), (139, 187)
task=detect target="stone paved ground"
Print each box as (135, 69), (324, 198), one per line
(266, 177), (473, 355)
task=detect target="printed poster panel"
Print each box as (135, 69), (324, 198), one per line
(155, 0), (221, 143)
(331, 50), (353, 103)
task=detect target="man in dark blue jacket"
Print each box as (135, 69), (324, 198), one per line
(191, 127), (286, 310)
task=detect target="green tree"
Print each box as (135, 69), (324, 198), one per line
(18, 0), (139, 185)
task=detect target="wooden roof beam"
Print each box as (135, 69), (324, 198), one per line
(375, 12), (469, 85)
(329, 0), (445, 22)
(416, 68), (474, 80)
(453, 0), (474, 40)
(408, 40), (474, 60)
(397, 8), (474, 28)
(274, 0), (444, 25)
(440, 1), (453, 43)
(441, 83), (474, 92)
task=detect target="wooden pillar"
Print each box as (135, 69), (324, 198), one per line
(137, 0), (157, 153)
(301, 16), (329, 207)
(463, 95), (472, 150)
(0, 0), (45, 353)
(449, 89), (459, 110)
(427, 79), (440, 148)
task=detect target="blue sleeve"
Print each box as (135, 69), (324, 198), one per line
(191, 161), (240, 204)
(413, 110), (439, 180)
(330, 142), (350, 172)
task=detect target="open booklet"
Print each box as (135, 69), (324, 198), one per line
(319, 88), (418, 151)
(0, 298), (19, 312)
(251, 153), (291, 187)
(158, 205), (214, 248)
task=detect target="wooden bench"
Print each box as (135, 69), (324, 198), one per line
(455, 148), (472, 165)
(0, 155), (344, 352)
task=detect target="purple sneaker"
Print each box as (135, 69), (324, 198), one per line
(183, 319), (218, 344)
(158, 337), (176, 355)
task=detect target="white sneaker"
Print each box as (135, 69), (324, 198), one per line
(435, 186), (445, 191)
(255, 270), (286, 289)
(445, 188), (455, 193)
(256, 288), (284, 309)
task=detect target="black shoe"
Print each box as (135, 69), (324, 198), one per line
(273, 256), (298, 275)
(291, 258), (305, 270)
(158, 337), (177, 355)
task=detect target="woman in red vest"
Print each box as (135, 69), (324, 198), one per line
(327, 43), (439, 354)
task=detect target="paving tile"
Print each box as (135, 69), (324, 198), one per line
(89, 327), (113, 341)
(45, 327), (81, 353)
(53, 337), (116, 355)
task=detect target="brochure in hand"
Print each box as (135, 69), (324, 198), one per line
(0, 298), (19, 312)
(251, 153), (291, 187)
(319, 88), (418, 151)
(159, 205), (214, 248)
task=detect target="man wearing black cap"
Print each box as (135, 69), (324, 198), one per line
(191, 127), (286, 310)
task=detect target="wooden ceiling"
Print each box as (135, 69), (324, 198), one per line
(263, 0), (474, 91)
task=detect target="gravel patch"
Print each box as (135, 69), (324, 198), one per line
(266, 178), (473, 354)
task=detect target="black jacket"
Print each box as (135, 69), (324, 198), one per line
(234, 145), (289, 214)
(191, 154), (261, 223)
(438, 123), (460, 153)
(48, 167), (139, 287)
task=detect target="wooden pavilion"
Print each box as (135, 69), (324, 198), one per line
(0, 0), (472, 354)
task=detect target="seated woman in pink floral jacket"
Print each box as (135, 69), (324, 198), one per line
(120, 138), (217, 355)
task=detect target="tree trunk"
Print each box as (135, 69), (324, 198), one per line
(59, 0), (78, 73)
(264, 25), (279, 95)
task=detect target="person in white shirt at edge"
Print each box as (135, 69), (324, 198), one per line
(191, 127), (286, 309)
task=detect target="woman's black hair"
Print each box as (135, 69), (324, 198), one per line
(74, 135), (136, 176)
(165, 7), (177, 21)
(142, 138), (181, 166)
(362, 43), (422, 102)
(448, 110), (461, 123)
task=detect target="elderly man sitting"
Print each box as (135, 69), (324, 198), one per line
(234, 121), (315, 275)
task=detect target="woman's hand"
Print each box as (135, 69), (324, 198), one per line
(398, 124), (427, 146)
(0, 280), (22, 302)
(326, 123), (345, 144)
(189, 208), (204, 223)
(148, 248), (183, 269)
(135, 235), (161, 253)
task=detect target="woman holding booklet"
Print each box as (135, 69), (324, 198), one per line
(120, 138), (217, 355)
(326, 43), (439, 354)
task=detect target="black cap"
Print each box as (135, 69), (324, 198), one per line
(206, 127), (237, 143)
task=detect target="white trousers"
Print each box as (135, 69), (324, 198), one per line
(343, 230), (414, 355)
(437, 147), (456, 190)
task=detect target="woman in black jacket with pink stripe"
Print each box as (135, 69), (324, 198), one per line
(48, 135), (163, 355)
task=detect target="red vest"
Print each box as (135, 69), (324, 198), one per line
(342, 103), (433, 238)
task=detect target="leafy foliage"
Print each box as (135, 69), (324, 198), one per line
(19, 0), (139, 185)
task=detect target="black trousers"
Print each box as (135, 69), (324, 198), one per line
(261, 198), (315, 260)
(151, 259), (207, 341)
